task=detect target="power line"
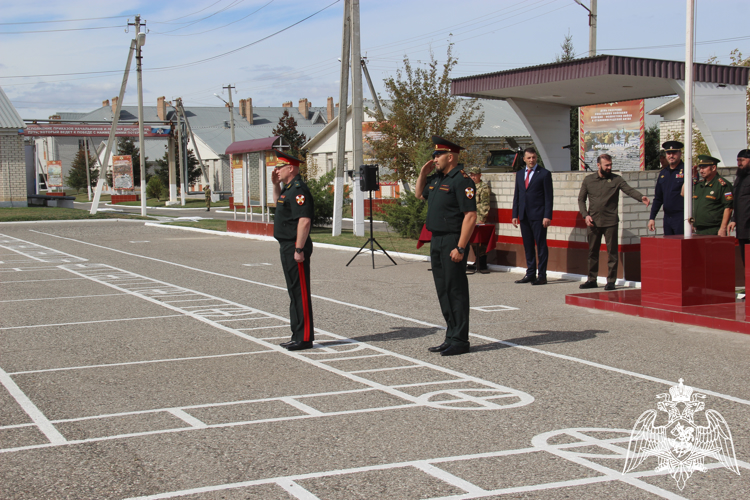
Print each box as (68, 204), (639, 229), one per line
(149, 0), (225, 25)
(573, 35), (750, 58)
(154, 0), (247, 34)
(0, 15), (131, 25)
(0, 25), (124, 35)
(153, 0), (274, 37)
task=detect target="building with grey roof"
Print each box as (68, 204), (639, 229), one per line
(0, 86), (27, 207)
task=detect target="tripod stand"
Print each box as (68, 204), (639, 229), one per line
(346, 190), (397, 269)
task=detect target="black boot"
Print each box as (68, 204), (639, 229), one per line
(478, 255), (489, 274)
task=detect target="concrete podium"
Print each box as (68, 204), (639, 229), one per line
(566, 235), (748, 335)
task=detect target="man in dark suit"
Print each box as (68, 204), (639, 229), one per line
(511, 148), (554, 285)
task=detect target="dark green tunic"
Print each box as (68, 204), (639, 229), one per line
(274, 174), (315, 342)
(692, 175), (733, 235)
(423, 167), (477, 348)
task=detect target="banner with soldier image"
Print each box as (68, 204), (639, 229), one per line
(579, 100), (645, 171)
(112, 155), (134, 190)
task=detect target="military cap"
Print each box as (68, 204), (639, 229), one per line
(738, 149), (750, 159)
(431, 135), (464, 157)
(274, 150), (303, 166)
(468, 167), (482, 175)
(662, 140), (684, 152)
(696, 154), (720, 166)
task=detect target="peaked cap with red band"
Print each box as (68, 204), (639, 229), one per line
(431, 135), (464, 156)
(275, 150), (303, 167)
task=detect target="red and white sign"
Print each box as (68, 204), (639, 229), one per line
(23, 123), (171, 137)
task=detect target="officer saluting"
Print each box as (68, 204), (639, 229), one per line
(272, 151), (315, 351)
(416, 136), (477, 356)
(648, 141), (685, 235)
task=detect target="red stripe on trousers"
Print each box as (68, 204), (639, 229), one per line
(298, 261), (312, 342)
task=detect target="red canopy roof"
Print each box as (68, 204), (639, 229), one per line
(225, 136), (282, 155)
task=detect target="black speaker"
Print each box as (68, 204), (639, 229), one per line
(359, 164), (379, 192)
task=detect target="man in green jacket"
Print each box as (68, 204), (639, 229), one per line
(578, 154), (649, 291)
(690, 155), (733, 236)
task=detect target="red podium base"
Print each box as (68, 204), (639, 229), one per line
(567, 235), (744, 334)
(226, 220), (274, 237)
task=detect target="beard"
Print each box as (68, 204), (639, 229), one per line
(739, 165), (749, 178)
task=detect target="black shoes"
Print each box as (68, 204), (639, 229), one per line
(579, 280), (598, 289)
(440, 344), (470, 356)
(515, 275), (535, 284)
(279, 340), (295, 348)
(531, 277), (547, 285)
(604, 282), (616, 291)
(428, 342), (450, 352)
(286, 341), (314, 351)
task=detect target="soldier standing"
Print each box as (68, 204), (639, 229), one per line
(648, 141), (685, 235)
(272, 151), (315, 351)
(690, 155), (733, 236)
(468, 166), (491, 274)
(204, 184), (211, 212)
(415, 136), (477, 356)
(728, 149), (750, 265)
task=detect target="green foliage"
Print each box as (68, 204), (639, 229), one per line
(273, 110), (308, 159)
(644, 124), (662, 170)
(305, 169), (342, 227)
(368, 43), (484, 186)
(153, 142), (201, 190)
(117, 137), (148, 185)
(64, 148), (98, 193)
(380, 191), (428, 239)
(555, 31), (576, 62)
(146, 176), (166, 201)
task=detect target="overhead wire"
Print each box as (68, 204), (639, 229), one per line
(0, 15), (131, 25)
(154, 0), (274, 37)
(153, 0), (247, 34)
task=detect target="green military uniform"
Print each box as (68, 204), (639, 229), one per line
(693, 173), (733, 235)
(204, 185), (211, 211)
(423, 150), (477, 349)
(274, 173), (315, 343)
(468, 166), (491, 274)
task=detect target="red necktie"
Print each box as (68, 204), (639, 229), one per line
(525, 168), (531, 189)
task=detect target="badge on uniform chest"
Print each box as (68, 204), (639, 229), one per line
(439, 184), (450, 192)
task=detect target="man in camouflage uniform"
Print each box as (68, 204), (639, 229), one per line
(204, 184), (211, 212)
(468, 167), (491, 274)
(690, 155), (733, 236)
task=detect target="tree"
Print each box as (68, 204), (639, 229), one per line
(65, 147), (98, 193)
(273, 110), (308, 160)
(146, 176), (166, 201)
(117, 137), (148, 185)
(555, 31), (576, 63)
(644, 124), (662, 170)
(368, 44), (485, 188)
(153, 141), (201, 191)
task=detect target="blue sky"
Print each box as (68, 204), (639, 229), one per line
(1, 0), (748, 119)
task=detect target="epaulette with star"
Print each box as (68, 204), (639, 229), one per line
(718, 177), (727, 186)
(460, 170), (469, 178)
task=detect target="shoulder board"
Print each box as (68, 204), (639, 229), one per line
(460, 170), (469, 178)
(718, 178), (727, 186)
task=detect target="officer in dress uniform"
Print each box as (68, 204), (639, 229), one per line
(415, 136), (477, 356)
(272, 151), (315, 351)
(690, 155), (733, 236)
(204, 184), (211, 211)
(468, 166), (491, 274)
(648, 141), (685, 235)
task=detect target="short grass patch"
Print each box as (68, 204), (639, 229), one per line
(0, 207), (154, 222)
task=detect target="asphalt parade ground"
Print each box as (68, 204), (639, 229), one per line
(1, 219), (749, 499)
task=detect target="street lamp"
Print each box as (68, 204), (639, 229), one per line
(214, 91), (235, 143)
(573, 0), (597, 57)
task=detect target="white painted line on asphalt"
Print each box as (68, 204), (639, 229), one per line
(0, 293), (126, 303)
(0, 366), (66, 445)
(243, 263), (273, 266)
(25, 229), (750, 408)
(348, 365), (420, 374)
(413, 462), (486, 495)
(129, 241), (150, 243)
(277, 480), (321, 500)
(0, 234), (87, 263)
(235, 325), (289, 331)
(280, 397), (324, 416)
(2, 277), (86, 283)
(0, 315), (183, 331)
(8, 351), (270, 375)
(167, 409), (207, 429)
(471, 304), (520, 312)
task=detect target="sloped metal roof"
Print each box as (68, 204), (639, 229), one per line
(225, 136), (281, 155)
(0, 86), (25, 129)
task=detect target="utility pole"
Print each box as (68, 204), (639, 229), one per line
(83, 139), (92, 201)
(332, 0), (352, 237)
(350, 0), (364, 237)
(222, 85), (236, 144)
(176, 102), (186, 206)
(574, 0), (597, 57)
(130, 15), (148, 216)
(90, 38), (137, 214)
(684, 0), (695, 237)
